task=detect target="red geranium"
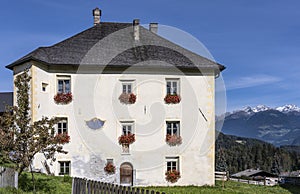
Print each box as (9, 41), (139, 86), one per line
(119, 93), (136, 104)
(54, 133), (70, 144)
(165, 169), (181, 183)
(164, 94), (181, 104)
(118, 133), (135, 145)
(166, 134), (182, 146)
(54, 92), (73, 104)
(104, 162), (116, 174)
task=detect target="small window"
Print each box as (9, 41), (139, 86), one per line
(166, 157), (179, 171)
(59, 161), (70, 175)
(107, 159), (114, 164)
(166, 79), (179, 95)
(122, 83), (132, 93)
(166, 121), (180, 136)
(57, 118), (68, 134)
(122, 122), (133, 135)
(57, 75), (71, 94)
(42, 83), (48, 92)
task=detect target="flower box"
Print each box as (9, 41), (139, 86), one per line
(104, 162), (116, 174)
(118, 133), (135, 145)
(164, 94), (181, 104)
(54, 92), (73, 104)
(166, 134), (182, 146)
(54, 133), (70, 144)
(119, 93), (136, 104)
(165, 169), (181, 183)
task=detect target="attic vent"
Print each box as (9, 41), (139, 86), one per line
(93, 8), (101, 25)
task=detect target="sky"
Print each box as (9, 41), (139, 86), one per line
(0, 0), (300, 112)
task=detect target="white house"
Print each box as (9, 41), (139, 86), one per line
(6, 8), (225, 186)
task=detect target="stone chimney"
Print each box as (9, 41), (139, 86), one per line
(133, 19), (140, 41)
(149, 23), (158, 34)
(93, 8), (101, 26)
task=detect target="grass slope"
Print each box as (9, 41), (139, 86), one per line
(143, 181), (300, 194)
(0, 173), (298, 194)
(0, 173), (72, 194)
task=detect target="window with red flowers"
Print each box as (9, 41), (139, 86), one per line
(165, 79), (181, 104)
(57, 118), (68, 134)
(166, 121), (182, 146)
(54, 75), (72, 104)
(165, 157), (181, 183)
(119, 81), (136, 104)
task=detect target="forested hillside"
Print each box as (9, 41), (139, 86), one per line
(215, 132), (300, 174)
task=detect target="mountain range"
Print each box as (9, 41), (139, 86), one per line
(220, 105), (300, 146)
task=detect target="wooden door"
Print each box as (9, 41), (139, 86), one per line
(120, 163), (133, 186)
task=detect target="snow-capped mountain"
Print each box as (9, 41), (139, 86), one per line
(221, 105), (300, 146)
(276, 104), (300, 113)
(236, 104), (300, 114)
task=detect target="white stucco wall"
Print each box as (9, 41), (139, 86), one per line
(15, 62), (216, 186)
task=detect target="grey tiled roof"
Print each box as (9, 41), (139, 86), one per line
(231, 169), (276, 178)
(0, 92), (13, 113)
(6, 22), (225, 71)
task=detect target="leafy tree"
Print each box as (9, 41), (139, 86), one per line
(0, 70), (69, 192)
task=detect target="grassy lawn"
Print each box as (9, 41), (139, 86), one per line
(142, 181), (300, 194)
(0, 173), (299, 194)
(0, 173), (72, 194)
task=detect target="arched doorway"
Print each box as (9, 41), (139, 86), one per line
(120, 162), (133, 186)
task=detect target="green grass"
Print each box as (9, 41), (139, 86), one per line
(142, 181), (300, 194)
(0, 173), (299, 194)
(0, 172), (72, 194)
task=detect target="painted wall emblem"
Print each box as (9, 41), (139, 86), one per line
(85, 118), (105, 130)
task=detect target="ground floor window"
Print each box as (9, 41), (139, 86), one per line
(59, 161), (70, 175)
(166, 157), (179, 171)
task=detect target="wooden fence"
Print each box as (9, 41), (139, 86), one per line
(72, 177), (165, 194)
(0, 166), (18, 188)
(215, 171), (227, 181)
(230, 178), (265, 185)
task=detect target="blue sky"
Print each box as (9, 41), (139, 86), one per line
(0, 0), (299, 112)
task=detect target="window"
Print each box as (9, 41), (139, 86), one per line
(57, 118), (68, 134)
(107, 159), (114, 164)
(42, 83), (48, 92)
(166, 157), (179, 171)
(57, 76), (71, 94)
(166, 79), (179, 95)
(122, 122), (133, 135)
(59, 161), (70, 175)
(122, 83), (132, 93)
(166, 121), (180, 136)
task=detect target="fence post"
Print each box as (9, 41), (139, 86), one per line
(136, 188), (140, 194)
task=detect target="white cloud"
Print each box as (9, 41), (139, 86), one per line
(225, 74), (282, 90)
